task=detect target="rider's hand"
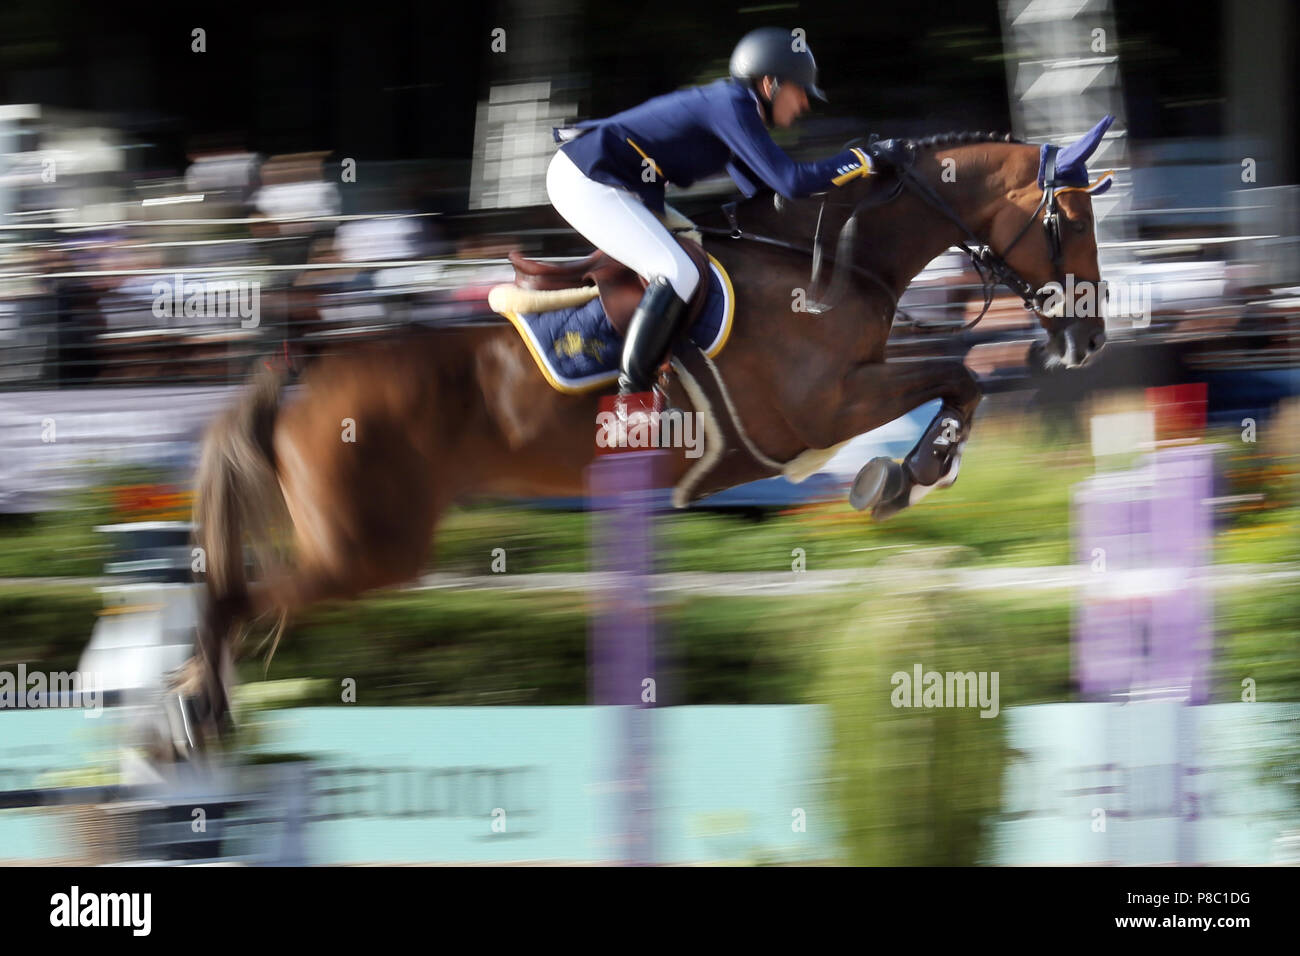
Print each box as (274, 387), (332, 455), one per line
(866, 138), (915, 171)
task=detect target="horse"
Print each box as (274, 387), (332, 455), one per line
(176, 124), (1111, 750)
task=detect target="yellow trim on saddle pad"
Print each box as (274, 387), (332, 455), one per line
(706, 252), (735, 357)
(492, 253), (736, 395)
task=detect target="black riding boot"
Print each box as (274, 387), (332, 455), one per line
(618, 276), (689, 396)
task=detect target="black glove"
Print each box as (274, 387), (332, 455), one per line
(866, 137), (915, 171)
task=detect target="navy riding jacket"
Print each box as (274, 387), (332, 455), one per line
(553, 78), (867, 213)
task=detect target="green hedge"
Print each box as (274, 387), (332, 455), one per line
(809, 556), (1075, 865)
(0, 585), (103, 673)
(252, 588), (857, 707)
(9, 579), (1298, 707)
(0, 582), (844, 707)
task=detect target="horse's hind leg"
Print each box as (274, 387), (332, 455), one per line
(166, 593), (243, 756)
(168, 524), (439, 758)
(261, 408), (452, 657)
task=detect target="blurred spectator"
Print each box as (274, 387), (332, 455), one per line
(335, 215), (420, 263)
(184, 150), (261, 206)
(250, 151), (340, 268)
(251, 151), (340, 225)
(39, 246), (106, 384)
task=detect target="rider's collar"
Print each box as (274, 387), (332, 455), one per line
(745, 83), (776, 128)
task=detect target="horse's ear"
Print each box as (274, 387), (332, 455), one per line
(1056, 115), (1114, 171)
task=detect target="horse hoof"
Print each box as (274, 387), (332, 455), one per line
(871, 494), (911, 523)
(850, 457), (905, 512)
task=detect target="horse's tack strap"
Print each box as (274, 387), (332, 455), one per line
(670, 344), (784, 508)
(722, 201), (742, 238)
(1039, 144), (1060, 189)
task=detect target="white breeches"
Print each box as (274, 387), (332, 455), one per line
(545, 149), (700, 302)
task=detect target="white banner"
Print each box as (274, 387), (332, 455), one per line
(0, 386), (241, 511)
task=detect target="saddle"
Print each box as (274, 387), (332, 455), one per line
(506, 237), (714, 337)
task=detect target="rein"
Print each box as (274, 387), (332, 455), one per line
(695, 199), (901, 317)
(701, 141), (1066, 332)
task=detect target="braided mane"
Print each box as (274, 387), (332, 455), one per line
(909, 131), (1023, 149)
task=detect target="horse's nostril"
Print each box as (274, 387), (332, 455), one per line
(1089, 330), (1106, 352)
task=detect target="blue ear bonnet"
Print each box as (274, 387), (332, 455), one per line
(1039, 115), (1115, 195)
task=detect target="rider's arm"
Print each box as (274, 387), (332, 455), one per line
(716, 90), (871, 198)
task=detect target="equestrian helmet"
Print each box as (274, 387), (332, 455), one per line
(729, 27), (827, 102)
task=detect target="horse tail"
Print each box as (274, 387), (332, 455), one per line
(189, 364), (291, 711)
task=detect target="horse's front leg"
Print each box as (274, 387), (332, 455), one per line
(788, 358), (982, 520)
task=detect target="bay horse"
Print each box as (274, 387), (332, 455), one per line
(177, 125), (1111, 750)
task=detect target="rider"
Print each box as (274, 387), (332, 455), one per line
(548, 26), (883, 399)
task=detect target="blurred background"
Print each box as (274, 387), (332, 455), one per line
(0, 0), (1296, 864)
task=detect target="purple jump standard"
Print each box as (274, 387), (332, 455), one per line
(588, 441), (666, 866)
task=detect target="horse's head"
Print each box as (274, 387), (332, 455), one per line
(730, 120), (1116, 369)
(988, 116), (1115, 368)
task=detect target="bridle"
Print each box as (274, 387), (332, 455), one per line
(697, 140), (1069, 331)
(893, 144), (1066, 329)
